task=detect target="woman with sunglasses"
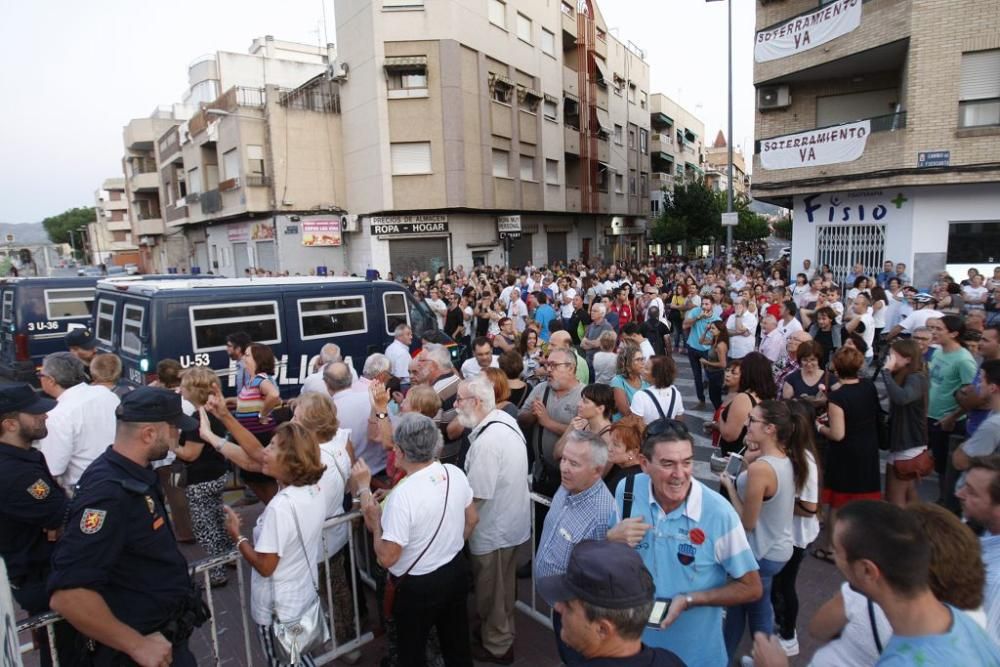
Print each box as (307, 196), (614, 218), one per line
(720, 400), (811, 660)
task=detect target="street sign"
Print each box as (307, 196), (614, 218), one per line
(721, 212), (739, 227)
(497, 215), (522, 233)
(918, 151), (950, 168)
(499, 231), (522, 240)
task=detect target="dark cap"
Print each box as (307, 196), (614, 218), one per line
(65, 328), (97, 350)
(537, 540), (654, 609)
(116, 387), (199, 431)
(0, 384), (57, 415)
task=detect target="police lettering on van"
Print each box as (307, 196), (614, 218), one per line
(93, 277), (439, 397)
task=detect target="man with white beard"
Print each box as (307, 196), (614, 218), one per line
(456, 375), (530, 664)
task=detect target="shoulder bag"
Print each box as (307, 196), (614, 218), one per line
(268, 502), (331, 664)
(383, 466), (451, 618)
(530, 386), (561, 496)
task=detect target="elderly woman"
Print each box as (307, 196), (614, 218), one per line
(224, 422), (328, 667)
(351, 414), (478, 667)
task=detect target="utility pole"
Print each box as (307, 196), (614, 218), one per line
(725, 0), (734, 266)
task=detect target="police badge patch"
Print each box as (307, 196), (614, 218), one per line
(81, 508), (107, 534)
(27, 479), (50, 500)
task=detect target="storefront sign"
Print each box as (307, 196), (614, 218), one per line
(370, 215), (449, 235)
(608, 216), (648, 236)
(497, 215), (522, 233)
(499, 231), (521, 240)
(760, 119), (870, 170)
(369, 214), (448, 226)
(755, 0), (862, 63)
(302, 219), (342, 246)
(227, 224), (248, 242)
(801, 189), (911, 225)
(284, 225), (299, 235)
(251, 223), (275, 241)
(918, 151), (950, 168)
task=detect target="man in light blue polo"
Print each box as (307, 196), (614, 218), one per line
(607, 419), (761, 667)
(683, 294), (721, 408)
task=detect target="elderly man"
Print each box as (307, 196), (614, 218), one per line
(355, 353), (391, 392)
(540, 541), (685, 666)
(302, 342), (357, 394)
(607, 421), (761, 667)
(535, 430), (617, 664)
(385, 324), (413, 386)
(324, 361), (381, 474)
(420, 345), (460, 410)
(580, 303), (615, 364)
(37, 352), (120, 493)
(507, 289), (528, 333)
(775, 330), (813, 393)
(460, 336), (499, 379)
(457, 376), (530, 664)
(758, 315), (784, 363)
(727, 298), (758, 360)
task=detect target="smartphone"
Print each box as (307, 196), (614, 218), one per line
(724, 453), (745, 478)
(647, 598), (671, 628)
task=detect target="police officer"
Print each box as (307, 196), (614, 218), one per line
(48, 387), (207, 667)
(0, 384), (78, 666)
(64, 327), (98, 380)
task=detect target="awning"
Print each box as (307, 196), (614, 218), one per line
(684, 128), (697, 142)
(544, 93), (559, 104)
(518, 85), (542, 102)
(384, 56), (427, 69)
(592, 55), (608, 86)
(489, 72), (514, 89)
(654, 151), (674, 163)
(594, 107), (611, 134)
(654, 112), (674, 126)
(686, 162), (703, 174)
(598, 161), (613, 172)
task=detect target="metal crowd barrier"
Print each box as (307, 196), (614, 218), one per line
(18, 509), (377, 667)
(514, 491), (554, 630)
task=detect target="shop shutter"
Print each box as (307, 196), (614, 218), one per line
(255, 240), (277, 272)
(389, 238), (449, 275)
(547, 232), (567, 264)
(508, 234), (532, 269)
(232, 242), (250, 276)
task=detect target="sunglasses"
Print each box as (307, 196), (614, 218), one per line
(644, 418), (691, 443)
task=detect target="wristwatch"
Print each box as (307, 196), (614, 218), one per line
(375, 412), (388, 420)
(684, 594), (695, 609)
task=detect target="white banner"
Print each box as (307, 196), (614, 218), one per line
(760, 119), (870, 170)
(755, 0), (862, 63)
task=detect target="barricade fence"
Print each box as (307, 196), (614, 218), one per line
(514, 491), (554, 630)
(18, 509), (376, 667)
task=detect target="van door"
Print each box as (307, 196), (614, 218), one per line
(118, 298), (150, 385)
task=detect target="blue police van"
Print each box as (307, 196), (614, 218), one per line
(92, 276), (438, 397)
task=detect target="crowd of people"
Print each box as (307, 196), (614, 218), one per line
(3, 250), (1000, 666)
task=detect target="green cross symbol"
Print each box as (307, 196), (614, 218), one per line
(891, 193), (908, 209)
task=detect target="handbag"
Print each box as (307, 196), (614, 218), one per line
(892, 448), (935, 481)
(529, 386), (561, 496)
(383, 467), (451, 618)
(268, 505), (331, 664)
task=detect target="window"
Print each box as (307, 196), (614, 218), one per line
(520, 155), (535, 181)
(545, 158), (559, 184)
(491, 76), (513, 104)
(492, 149), (510, 177)
(639, 129), (648, 154)
(541, 28), (555, 56)
(543, 99), (558, 121)
(640, 172), (648, 196)
(188, 167), (202, 194)
(121, 304), (145, 355)
(222, 148), (240, 181)
(95, 300), (116, 345)
(947, 221), (1000, 263)
(614, 124), (623, 145)
(959, 49), (1000, 128)
(1, 290), (12, 323)
(651, 198), (660, 215)
(640, 91), (648, 110)
(628, 125), (636, 149)
(518, 87), (541, 113)
(628, 83), (637, 104)
(387, 68), (428, 94)
(516, 13), (531, 43)
(383, 292), (411, 334)
(190, 301), (281, 352)
(489, 0), (506, 28)
(613, 74), (625, 97)
(390, 142), (432, 175)
(299, 296), (368, 340)
(247, 145), (265, 178)
(615, 173), (624, 194)
(44, 288), (95, 320)
(629, 169), (637, 195)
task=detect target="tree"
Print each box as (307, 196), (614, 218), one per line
(773, 215), (792, 240)
(42, 207), (95, 245)
(651, 181), (722, 249)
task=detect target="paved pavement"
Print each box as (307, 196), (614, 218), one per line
(18, 346), (936, 666)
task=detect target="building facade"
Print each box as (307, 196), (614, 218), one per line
(704, 131), (749, 197)
(752, 0), (1000, 286)
(88, 178), (138, 267)
(648, 93), (705, 220)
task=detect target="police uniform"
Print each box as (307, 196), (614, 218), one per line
(47, 387), (206, 666)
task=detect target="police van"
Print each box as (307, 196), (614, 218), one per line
(0, 277), (98, 381)
(92, 276), (438, 397)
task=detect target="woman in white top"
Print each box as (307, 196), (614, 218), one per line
(351, 413), (478, 666)
(292, 392), (359, 651)
(629, 355), (684, 425)
(224, 422), (329, 667)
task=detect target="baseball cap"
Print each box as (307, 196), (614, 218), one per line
(116, 386), (199, 431)
(0, 384), (57, 415)
(65, 328), (97, 350)
(537, 540), (654, 609)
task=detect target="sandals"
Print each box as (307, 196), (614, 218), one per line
(811, 547), (835, 564)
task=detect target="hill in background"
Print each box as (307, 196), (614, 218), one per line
(0, 222), (51, 244)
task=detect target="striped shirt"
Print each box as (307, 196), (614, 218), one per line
(982, 532), (1000, 643)
(235, 374), (276, 438)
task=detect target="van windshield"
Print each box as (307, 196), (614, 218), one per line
(409, 297), (437, 339)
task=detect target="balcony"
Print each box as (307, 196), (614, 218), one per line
(245, 175), (272, 187)
(651, 172), (675, 191)
(650, 132), (673, 154)
(563, 66), (579, 98)
(164, 204), (189, 225)
(564, 127), (580, 156)
(755, 0), (911, 85)
(130, 171), (160, 192)
(200, 190), (222, 215)
(132, 215), (164, 237)
(565, 185), (582, 212)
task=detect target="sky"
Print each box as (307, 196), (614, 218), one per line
(0, 0), (754, 223)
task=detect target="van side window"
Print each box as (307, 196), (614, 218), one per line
(298, 296), (367, 340)
(191, 301), (281, 352)
(383, 292), (410, 335)
(44, 288), (95, 319)
(1, 291), (12, 323)
(96, 300), (116, 345)
(121, 304), (145, 355)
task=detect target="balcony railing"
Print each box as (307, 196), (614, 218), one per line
(754, 110), (907, 153)
(200, 189), (222, 214)
(245, 175), (272, 187)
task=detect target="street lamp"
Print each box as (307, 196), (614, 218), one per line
(706, 0), (734, 266)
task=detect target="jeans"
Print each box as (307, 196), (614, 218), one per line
(771, 547), (806, 640)
(928, 418), (966, 506)
(724, 557), (787, 660)
(706, 368), (725, 410)
(686, 347), (708, 403)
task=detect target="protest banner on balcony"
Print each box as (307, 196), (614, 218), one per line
(755, 0), (863, 63)
(759, 119), (870, 170)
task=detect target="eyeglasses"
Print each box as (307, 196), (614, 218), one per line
(913, 336), (932, 342)
(544, 361), (573, 370)
(455, 395), (477, 404)
(747, 415), (768, 426)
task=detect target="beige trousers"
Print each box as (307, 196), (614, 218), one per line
(470, 544), (520, 656)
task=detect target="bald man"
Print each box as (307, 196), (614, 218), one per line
(548, 330), (590, 385)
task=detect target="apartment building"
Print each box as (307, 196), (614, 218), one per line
(332, 0), (652, 273)
(648, 93), (705, 220)
(88, 178), (138, 266)
(704, 131), (749, 197)
(752, 0), (1000, 286)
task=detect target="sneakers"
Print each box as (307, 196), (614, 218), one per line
(779, 633), (800, 657)
(471, 642), (514, 665)
(739, 657), (754, 667)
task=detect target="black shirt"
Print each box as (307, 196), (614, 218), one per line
(0, 442), (68, 580)
(180, 413), (229, 486)
(582, 645), (686, 666)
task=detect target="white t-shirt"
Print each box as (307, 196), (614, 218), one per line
(464, 410), (531, 555)
(630, 386), (684, 425)
(333, 388), (382, 474)
(898, 308), (944, 334)
(777, 316), (803, 343)
(638, 339), (655, 360)
(726, 312), (758, 359)
(964, 285), (988, 308)
(318, 429), (353, 559)
(380, 462), (473, 576)
(560, 288), (577, 319)
(426, 297), (447, 329)
(38, 383), (121, 491)
(871, 299), (887, 328)
(385, 339), (412, 382)
(854, 311), (875, 358)
(250, 484), (327, 625)
(792, 284), (811, 307)
(460, 355), (499, 379)
(809, 582), (892, 667)
(507, 299), (528, 333)
(793, 451), (820, 549)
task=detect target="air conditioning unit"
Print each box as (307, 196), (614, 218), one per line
(341, 214), (359, 232)
(758, 85), (791, 110)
